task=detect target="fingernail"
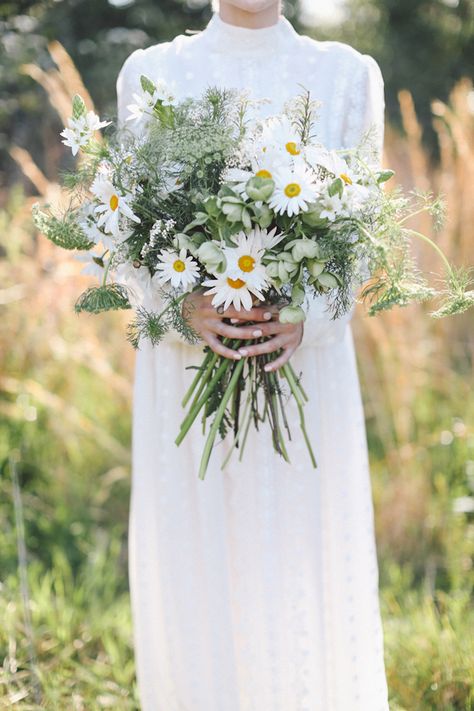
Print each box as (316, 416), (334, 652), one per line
(264, 312), (272, 320)
(264, 364), (272, 372)
(239, 348), (248, 356)
(234, 353), (242, 359)
(252, 329), (262, 337)
(230, 318), (239, 324)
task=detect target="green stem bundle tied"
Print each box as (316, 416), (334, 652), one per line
(177, 332), (316, 479)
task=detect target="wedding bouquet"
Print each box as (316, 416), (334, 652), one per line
(32, 78), (473, 478)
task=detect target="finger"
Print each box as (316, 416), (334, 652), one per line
(250, 321), (292, 336)
(219, 304), (277, 322)
(237, 334), (289, 357)
(207, 320), (268, 340)
(204, 333), (242, 360)
(264, 345), (296, 372)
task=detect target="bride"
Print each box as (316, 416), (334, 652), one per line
(117, 1), (389, 709)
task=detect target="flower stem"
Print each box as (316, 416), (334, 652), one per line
(176, 355), (234, 445)
(181, 349), (216, 408)
(199, 358), (246, 479)
(282, 363), (317, 468)
(402, 227), (454, 278)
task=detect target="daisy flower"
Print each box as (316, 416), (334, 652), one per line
(317, 150), (360, 185)
(154, 248), (199, 290)
(269, 163), (319, 217)
(202, 229), (271, 311)
(259, 115), (303, 161)
(60, 111), (111, 155)
(226, 231), (271, 290)
(237, 225), (285, 251)
(90, 177), (140, 237)
(202, 271), (266, 312)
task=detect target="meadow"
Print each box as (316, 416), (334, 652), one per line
(0, 42), (473, 710)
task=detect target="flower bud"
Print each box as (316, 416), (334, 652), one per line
(245, 176), (275, 202)
(197, 241), (226, 271)
(279, 305), (305, 324)
(292, 237), (320, 262)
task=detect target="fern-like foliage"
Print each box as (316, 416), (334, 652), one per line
(75, 284), (131, 313)
(32, 204), (94, 251)
(126, 308), (168, 349)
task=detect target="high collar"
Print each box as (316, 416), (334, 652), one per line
(201, 11), (299, 53)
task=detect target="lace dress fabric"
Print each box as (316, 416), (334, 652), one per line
(117, 12), (389, 711)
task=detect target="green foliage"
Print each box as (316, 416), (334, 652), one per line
(32, 204), (94, 251)
(72, 94), (87, 120)
(75, 283), (132, 313)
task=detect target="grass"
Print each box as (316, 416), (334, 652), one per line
(0, 44), (473, 709)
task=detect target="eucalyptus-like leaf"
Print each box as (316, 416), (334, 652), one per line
(317, 272), (340, 289)
(291, 282), (306, 306)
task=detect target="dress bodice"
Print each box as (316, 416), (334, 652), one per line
(116, 11), (385, 349)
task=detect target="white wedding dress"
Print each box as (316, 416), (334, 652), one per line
(117, 11), (389, 711)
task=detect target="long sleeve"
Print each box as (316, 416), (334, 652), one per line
(297, 53), (386, 351)
(116, 49), (144, 129)
(342, 53), (386, 169)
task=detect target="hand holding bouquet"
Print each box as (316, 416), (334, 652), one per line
(33, 79), (474, 478)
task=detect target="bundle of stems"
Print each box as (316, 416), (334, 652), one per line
(175, 329), (317, 480)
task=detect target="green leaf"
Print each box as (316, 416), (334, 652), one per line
(183, 212), (209, 232)
(241, 208), (252, 231)
(140, 75), (156, 95)
(317, 272), (340, 289)
(72, 94), (87, 120)
(291, 282), (305, 306)
(301, 209), (328, 228)
(377, 169), (395, 184)
(328, 178), (344, 197)
(253, 203), (273, 229)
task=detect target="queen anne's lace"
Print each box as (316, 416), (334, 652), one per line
(122, 12), (390, 711)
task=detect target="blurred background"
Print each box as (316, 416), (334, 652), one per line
(0, 0), (473, 708)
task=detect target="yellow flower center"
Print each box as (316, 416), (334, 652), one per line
(238, 255), (255, 272)
(285, 141), (301, 156)
(256, 169), (272, 179)
(284, 182), (301, 198)
(340, 173), (353, 185)
(109, 194), (119, 211)
(173, 259), (186, 272)
(227, 277), (246, 289)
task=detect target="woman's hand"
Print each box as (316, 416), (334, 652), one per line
(182, 290), (304, 371)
